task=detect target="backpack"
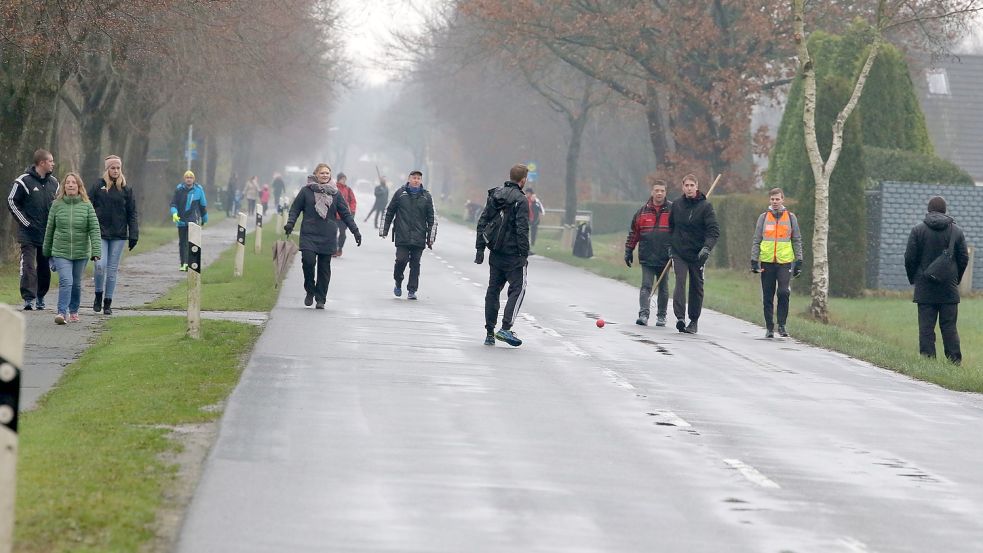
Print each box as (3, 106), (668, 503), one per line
(482, 200), (514, 253)
(924, 226), (959, 285)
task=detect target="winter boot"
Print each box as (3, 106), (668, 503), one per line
(778, 325), (789, 338)
(93, 292), (103, 313)
(683, 320), (699, 334)
(102, 298), (113, 316)
(765, 328), (774, 339)
(676, 319), (686, 332)
(636, 313), (649, 326)
(655, 314), (667, 327)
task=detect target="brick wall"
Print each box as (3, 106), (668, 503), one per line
(867, 181), (982, 290)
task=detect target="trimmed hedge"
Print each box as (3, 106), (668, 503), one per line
(711, 193), (771, 270)
(581, 200), (641, 235)
(865, 147), (973, 186)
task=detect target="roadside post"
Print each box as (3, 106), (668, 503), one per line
(254, 206), (264, 255)
(0, 305), (25, 553)
(187, 223), (203, 339)
(234, 212), (246, 277)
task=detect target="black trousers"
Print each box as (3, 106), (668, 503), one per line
(530, 222), (540, 246)
(301, 250), (332, 303)
(485, 259), (527, 332)
(19, 243), (51, 302)
(178, 226), (189, 265)
(394, 246), (424, 292)
(672, 257), (705, 322)
(337, 225), (348, 252)
(917, 303), (961, 364)
(365, 203), (385, 228)
(639, 263), (669, 318)
(761, 262), (792, 329)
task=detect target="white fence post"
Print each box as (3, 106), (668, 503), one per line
(187, 223), (203, 339)
(234, 212), (246, 278)
(0, 305), (26, 553)
(254, 206), (264, 255)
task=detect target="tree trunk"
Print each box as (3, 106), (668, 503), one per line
(644, 82), (672, 168)
(205, 133), (218, 190)
(564, 114), (588, 225)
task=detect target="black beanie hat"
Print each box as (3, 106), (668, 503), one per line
(928, 196), (947, 214)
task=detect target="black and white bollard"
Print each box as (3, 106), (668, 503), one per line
(187, 223), (203, 340)
(0, 305), (25, 553)
(234, 212), (246, 278)
(254, 206), (264, 255)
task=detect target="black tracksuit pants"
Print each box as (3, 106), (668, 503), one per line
(918, 303), (961, 364)
(672, 257), (705, 322)
(19, 243), (51, 303)
(761, 262), (792, 329)
(394, 246), (424, 292)
(485, 256), (528, 332)
(301, 250), (332, 303)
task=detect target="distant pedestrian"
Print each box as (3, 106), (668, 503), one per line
(381, 170), (436, 300)
(625, 176), (673, 327)
(364, 177), (389, 228)
(244, 176), (260, 215)
(260, 183), (271, 214)
(89, 155), (139, 316)
(669, 173), (720, 334)
(526, 188), (545, 247)
(7, 149), (58, 311)
(284, 163), (360, 309)
(750, 188), (803, 338)
(170, 170), (208, 271)
(476, 164), (530, 347)
(334, 172), (356, 257)
(42, 173), (101, 325)
(225, 172), (238, 217)
(904, 196), (969, 364)
(272, 173), (286, 211)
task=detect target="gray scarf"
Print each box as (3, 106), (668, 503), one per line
(308, 177), (337, 219)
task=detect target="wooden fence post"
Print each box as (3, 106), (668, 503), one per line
(960, 246), (974, 296)
(187, 223), (203, 339)
(254, 206), (264, 255)
(0, 305), (26, 553)
(234, 212), (246, 277)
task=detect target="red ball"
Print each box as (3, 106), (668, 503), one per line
(596, 319), (605, 328)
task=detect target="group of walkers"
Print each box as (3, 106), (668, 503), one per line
(7, 150), (138, 324)
(225, 173), (285, 217)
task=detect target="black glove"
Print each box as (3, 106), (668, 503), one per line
(128, 238), (138, 251)
(474, 249), (484, 265)
(793, 259), (803, 278)
(697, 246), (711, 264)
(283, 224), (293, 236)
(91, 256), (100, 262)
(624, 249), (633, 268)
(354, 233), (362, 247)
(751, 259), (761, 273)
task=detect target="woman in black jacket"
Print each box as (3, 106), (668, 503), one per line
(284, 163), (361, 309)
(904, 196), (970, 364)
(89, 155), (139, 315)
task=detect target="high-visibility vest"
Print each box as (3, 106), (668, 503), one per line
(759, 210), (794, 264)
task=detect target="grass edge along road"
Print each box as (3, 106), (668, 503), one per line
(148, 222), (280, 312)
(14, 316), (261, 553)
(530, 230), (983, 393)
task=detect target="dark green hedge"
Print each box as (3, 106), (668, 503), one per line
(581, 201), (641, 235)
(711, 193), (771, 270)
(865, 147), (973, 186)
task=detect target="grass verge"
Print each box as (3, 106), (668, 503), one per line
(147, 222), (280, 311)
(533, 231), (983, 393)
(15, 316), (261, 552)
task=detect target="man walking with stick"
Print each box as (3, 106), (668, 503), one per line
(625, 176), (673, 326)
(669, 173), (720, 334)
(750, 188), (803, 338)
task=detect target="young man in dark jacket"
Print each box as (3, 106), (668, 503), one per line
(669, 173), (720, 334)
(365, 178), (389, 229)
(381, 170), (436, 300)
(475, 164), (530, 347)
(904, 196), (970, 364)
(625, 176), (672, 327)
(7, 149), (59, 310)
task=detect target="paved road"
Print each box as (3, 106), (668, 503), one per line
(177, 216), (983, 552)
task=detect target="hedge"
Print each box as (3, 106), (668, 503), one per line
(864, 147), (973, 186)
(710, 193), (771, 270)
(581, 200), (641, 235)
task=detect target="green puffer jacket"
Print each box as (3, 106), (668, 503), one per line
(43, 195), (102, 260)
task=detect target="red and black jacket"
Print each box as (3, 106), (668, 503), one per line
(625, 199), (672, 267)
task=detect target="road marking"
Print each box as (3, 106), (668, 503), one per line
(602, 368), (635, 390)
(563, 342), (589, 357)
(435, 256), (443, 260)
(447, 265), (455, 269)
(838, 538), (872, 553)
(472, 282), (482, 287)
(723, 459), (781, 489)
(454, 271), (462, 275)
(462, 277), (470, 281)
(647, 410), (691, 427)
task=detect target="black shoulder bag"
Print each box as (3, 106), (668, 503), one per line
(924, 226), (958, 284)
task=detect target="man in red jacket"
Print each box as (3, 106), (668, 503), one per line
(335, 172), (357, 257)
(625, 176), (672, 326)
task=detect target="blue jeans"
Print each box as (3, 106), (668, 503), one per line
(53, 257), (88, 314)
(94, 239), (126, 298)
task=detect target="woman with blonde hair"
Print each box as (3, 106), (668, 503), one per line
(43, 172), (101, 325)
(89, 155), (139, 315)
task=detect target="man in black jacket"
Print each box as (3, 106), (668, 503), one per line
(668, 173), (720, 334)
(475, 164), (530, 347)
(7, 149), (59, 311)
(904, 196), (970, 364)
(365, 177), (389, 229)
(625, 176), (672, 326)
(381, 170), (436, 300)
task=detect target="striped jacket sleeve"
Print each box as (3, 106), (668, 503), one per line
(7, 175), (31, 227)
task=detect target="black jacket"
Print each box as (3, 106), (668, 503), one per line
(89, 178), (139, 241)
(373, 183), (389, 208)
(476, 181), (530, 261)
(287, 181), (359, 255)
(669, 192), (720, 263)
(383, 184), (436, 248)
(904, 212), (970, 305)
(7, 166), (59, 246)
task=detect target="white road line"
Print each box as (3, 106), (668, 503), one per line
(542, 328), (561, 338)
(472, 282), (482, 287)
(453, 271), (462, 275)
(447, 265), (455, 269)
(462, 277), (470, 281)
(435, 256), (443, 260)
(838, 538), (872, 553)
(602, 368), (636, 390)
(648, 410), (691, 427)
(723, 459), (781, 489)
(563, 341), (589, 358)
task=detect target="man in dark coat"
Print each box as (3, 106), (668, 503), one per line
(381, 170), (436, 300)
(365, 177), (389, 229)
(668, 173), (720, 334)
(625, 176), (673, 327)
(7, 149), (59, 310)
(284, 163), (360, 309)
(904, 196), (969, 364)
(475, 164), (530, 347)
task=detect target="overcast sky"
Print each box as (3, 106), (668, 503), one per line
(339, 0), (439, 85)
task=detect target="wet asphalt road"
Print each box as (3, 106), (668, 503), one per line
(176, 212), (983, 553)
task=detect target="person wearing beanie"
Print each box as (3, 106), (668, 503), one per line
(904, 195), (969, 364)
(334, 172), (356, 257)
(170, 170), (208, 271)
(88, 155), (139, 315)
(381, 170), (436, 300)
(750, 187), (803, 338)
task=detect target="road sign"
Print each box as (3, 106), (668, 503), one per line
(527, 161), (538, 183)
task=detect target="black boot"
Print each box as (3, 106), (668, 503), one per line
(103, 298), (113, 315)
(93, 292), (103, 313)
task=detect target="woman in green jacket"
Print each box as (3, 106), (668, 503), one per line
(43, 173), (101, 325)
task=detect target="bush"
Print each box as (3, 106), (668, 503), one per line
(581, 200), (641, 235)
(711, 193), (771, 270)
(864, 147), (973, 185)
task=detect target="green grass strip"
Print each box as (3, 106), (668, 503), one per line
(14, 316), (260, 552)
